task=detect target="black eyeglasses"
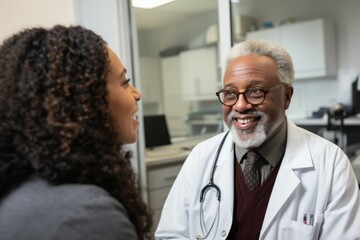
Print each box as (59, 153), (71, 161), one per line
(216, 83), (288, 107)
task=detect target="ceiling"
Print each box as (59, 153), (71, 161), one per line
(132, 0), (218, 30)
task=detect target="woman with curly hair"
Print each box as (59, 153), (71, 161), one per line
(0, 25), (152, 239)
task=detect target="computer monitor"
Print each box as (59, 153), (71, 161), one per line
(143, 115), (171, 148)
(352, 76), (360, 115)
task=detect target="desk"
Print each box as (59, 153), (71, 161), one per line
(292, 116), (360, 146)
(145, 134), (212, 234)
(292, 116), (360, 126)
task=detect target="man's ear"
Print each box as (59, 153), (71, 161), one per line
(284, 86), (294, 110)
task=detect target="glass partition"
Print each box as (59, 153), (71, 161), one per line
(133, 0), (223, 141)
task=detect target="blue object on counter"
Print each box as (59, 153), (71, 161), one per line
(312, 107), (328, 118)
(262, 21), (274, 28)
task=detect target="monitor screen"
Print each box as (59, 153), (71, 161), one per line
(143, 115), (171, 148)
(352, 76), (360, 114)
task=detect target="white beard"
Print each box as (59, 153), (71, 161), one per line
(227, 112), (267, 148)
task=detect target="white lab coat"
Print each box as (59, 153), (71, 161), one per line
(155, 119), (360, 240)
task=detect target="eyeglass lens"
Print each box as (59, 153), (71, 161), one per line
(217, 90), (265, 106)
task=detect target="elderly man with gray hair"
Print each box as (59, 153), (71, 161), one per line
(155, 39), (360, 240)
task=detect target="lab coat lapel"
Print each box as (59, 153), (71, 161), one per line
(260, 120), (314, 238)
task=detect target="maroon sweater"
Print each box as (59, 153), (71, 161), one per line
(226, 159), (281, 240)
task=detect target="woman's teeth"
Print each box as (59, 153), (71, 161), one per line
(237, 118), (255, 124)
(133, 112), (138, 120)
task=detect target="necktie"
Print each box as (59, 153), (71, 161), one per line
(243, 151), (261, 191)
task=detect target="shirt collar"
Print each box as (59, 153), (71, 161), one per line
(235, 119), (287, 167)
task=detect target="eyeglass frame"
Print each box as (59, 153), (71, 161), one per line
(215, 82), (289, 107)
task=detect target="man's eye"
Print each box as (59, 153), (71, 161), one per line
(224, 91), (237, 98)
(247, 89), (264, 97)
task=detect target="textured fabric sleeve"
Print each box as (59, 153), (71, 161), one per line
(51, 186), (138, 240)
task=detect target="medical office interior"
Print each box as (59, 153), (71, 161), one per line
(1, 0), (360, 234)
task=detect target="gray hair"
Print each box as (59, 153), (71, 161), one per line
(225, 39), (295, 85)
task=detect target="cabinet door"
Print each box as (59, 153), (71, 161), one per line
(246, 27), (280, 44)
(161, 56), (181, 96)
(161, 56), (189, 136)
(179, 47), (218, 100)
(140, 57), (162, 103)
(246, 18), (336, 79)
(280, 19), (327, 78)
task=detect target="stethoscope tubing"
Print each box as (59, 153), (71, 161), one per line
(197, 131), (230, 239)
(199, 130), (230, 203)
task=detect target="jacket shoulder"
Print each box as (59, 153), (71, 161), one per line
(0, 177), (137, 240)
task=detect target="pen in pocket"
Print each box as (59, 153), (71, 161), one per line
(309, 211), (314, 225)
(303, 211), (314, 225)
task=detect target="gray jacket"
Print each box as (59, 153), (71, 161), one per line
(0, 176), (138, 240)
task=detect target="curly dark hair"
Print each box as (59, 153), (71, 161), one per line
(0, 25), (152, 239)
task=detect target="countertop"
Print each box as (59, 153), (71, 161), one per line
(145, 134), (213, 167)
(292, 115), (360, 126)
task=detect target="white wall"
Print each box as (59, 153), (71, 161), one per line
(137, 10), (218, 57)
(0, 0), (76, 43)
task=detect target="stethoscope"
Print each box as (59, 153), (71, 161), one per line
(196, 131), (230, 240)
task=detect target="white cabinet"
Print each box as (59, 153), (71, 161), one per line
(146, 160), (184, 234)
(246, 18), (336, 79)
(247, 27), (279, 43)
(179, 46), (219, 100)
(145, 135), (207, 234)
(139, 57), (163, 104)
(161, 56), (189, 137)
(160, 47), (220, 136)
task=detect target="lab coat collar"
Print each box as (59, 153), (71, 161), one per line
(282, 119), (314, 169)
(260, 118), (314, 238)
